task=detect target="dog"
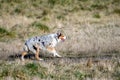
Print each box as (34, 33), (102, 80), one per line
(21, 32), (66, 61)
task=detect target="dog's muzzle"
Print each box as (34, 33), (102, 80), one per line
(61, 36), (66, 42)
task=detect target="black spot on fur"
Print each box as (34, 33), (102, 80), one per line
(33, 45), (37, 50)
(25, 42), (27, 45)
(42, 42), (45, 46)
(49, 43), (52, 45)
(38, 39), (40, 42)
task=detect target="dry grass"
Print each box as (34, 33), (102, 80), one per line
(0, 0), (120, 80)
(0, 57), (120, 80)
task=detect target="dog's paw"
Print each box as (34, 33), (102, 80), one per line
(56, 54), (62, 58)
(57, 55), (62, 58)
(21, 57), (25, 61)
(38, 58), (43, 61)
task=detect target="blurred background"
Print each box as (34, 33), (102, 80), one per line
(0, 0), (120, 80)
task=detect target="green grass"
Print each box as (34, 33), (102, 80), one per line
(0, 27), (9, 37)
(0, 62), (48, 79)
(74, 71), (86, 80)
(93, 13), (101, 18)
(24, 63), (47, 78)
(113, 70), (120, 80)
(91, 3), (107, 10)
(113, 9), (120, 15)
(57, 15), (65, 20)
(0, 58), (119, 80)
(48, 0), (73, 7)
(31, 21), (50, 32)
(0, 0), (119, 18)
(0, 27), (16, 39)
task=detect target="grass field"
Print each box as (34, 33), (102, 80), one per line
(0, 0), (120, 80)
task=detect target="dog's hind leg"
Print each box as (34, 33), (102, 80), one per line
(34, 44), (43, 61)
(21, 51), (28, 61)
(21, 44), (29, 61)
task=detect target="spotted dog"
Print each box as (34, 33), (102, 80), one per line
(21, 32), (66, 61)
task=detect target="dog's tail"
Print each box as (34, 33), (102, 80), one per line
(23, 42), (29, 52)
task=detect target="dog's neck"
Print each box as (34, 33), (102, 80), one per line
(54, 34), (61, 42)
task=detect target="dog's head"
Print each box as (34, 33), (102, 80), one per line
(57, 32), (66, 42)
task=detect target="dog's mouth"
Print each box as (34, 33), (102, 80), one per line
(61, 38), (65, 42)
(61, 37), (66, 42)
(58, 34), (66, 42)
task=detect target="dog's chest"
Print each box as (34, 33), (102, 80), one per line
(50, 38), (57, 47)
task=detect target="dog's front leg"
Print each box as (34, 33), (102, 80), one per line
(47, 47), (61, 57)
(53, 49), (61, 57)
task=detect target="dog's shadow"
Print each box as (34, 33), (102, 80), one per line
(8, 52), (51, 61)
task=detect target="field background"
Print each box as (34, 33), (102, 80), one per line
(0, 0), (120, 80)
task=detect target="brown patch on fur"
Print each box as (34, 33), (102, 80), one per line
(59, 36), (65, 40)
(21, 51), (27, 58)
(35, 45), (41, 60)
(47, 47), (54, 51)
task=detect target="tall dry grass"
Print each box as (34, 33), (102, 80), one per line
(0, 0), (120, 79)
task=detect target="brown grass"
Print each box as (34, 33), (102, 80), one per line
(0, 0), (120, 79)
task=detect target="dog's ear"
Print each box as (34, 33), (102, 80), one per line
(56, 32), (62, 39)
(56, 30), (61, 36)
(57, 32), (61, 36)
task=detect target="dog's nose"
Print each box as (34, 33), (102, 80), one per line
(64, 36), (67, 40)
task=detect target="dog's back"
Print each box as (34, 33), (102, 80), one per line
(24, 33), (58, 53)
